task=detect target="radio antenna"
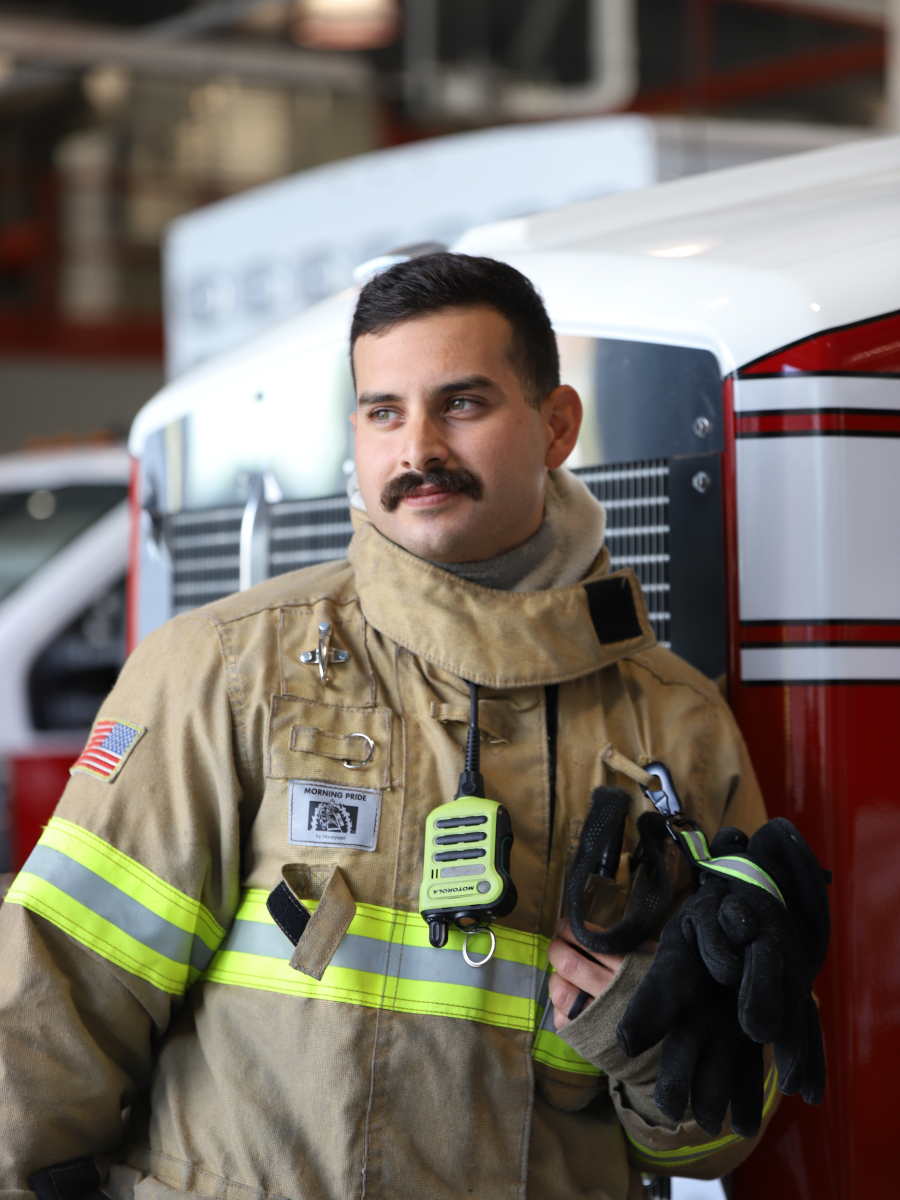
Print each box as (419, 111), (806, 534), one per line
(456, 680), (485, 798)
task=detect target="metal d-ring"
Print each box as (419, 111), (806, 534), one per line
(343, 733), (375, 770)
(462, 926), (496, 968)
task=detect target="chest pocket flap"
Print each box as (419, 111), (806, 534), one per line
(268, 695), (392, 788)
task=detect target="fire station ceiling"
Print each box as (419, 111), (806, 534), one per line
(0, 1), (888, 126)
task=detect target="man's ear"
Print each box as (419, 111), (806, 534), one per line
(544, 385), (583, 469)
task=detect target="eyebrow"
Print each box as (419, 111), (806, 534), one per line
(357, 375), (498, 407)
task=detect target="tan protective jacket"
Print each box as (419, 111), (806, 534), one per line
(0, 517), (777, 1200)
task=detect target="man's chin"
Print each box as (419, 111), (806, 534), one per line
(372, 509), (480, 564)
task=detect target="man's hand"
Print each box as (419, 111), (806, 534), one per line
(547, 918), (630, 1030)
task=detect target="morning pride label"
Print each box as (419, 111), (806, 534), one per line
(288, 780), (382, 851)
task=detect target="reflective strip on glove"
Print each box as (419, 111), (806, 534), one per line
(677, 829), (786, 907)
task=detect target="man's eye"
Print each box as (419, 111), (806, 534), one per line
(448, 397), (474, 412)
(372, 408), (394, 422)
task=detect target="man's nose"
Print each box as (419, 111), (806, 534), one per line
(399, 410), (450, 474)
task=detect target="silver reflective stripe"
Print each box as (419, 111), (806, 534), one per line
(221, 918), (539, 1000)
(679, 829), (712, 862)
(675, 830), (786, 907)
(23, 844), (217, 971)
(701, 856), (786, 906)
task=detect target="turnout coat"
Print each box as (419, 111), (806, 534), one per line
(0, 516), (776, 1200)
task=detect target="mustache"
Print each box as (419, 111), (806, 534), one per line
(380, 466), (484, 513)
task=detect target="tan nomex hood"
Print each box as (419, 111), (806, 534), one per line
(349, 520), (656, 689)
(348, 465), (651, 688)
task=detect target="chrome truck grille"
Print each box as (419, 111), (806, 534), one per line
(269, 496), (356, 574)
(577, 461), (670, 648)
(168, 506), (243, 615)
(166, 462), (670, 645)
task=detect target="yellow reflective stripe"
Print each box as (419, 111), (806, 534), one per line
(391, 907), (540, 967)
(233, 890), (539, 963)
(625, 1067), (779, 1167)
(38, 818), (224, 946)
(211, 891), (606, 1080)
(232, 890), (540, 966)
(532, 1026), (605, 1077)
(679, 829), (713, 862)
(210, 891), (607, 1084)
(5, 817), (226, 996)
(206, 954), (536, 1027)
(6, 872), (193, 993)
(205, 890), (540, 1031)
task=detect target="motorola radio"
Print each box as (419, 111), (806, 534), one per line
(418, 682), (517, 964)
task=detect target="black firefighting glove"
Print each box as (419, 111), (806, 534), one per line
(617, 872), (765, 1139)
(567, 787), (674, 957)
(686, 818), (830, 1105)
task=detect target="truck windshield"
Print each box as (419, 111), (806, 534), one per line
(0, 484), (128, 603)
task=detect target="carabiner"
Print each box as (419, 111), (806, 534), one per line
(639, 760), (683, 817)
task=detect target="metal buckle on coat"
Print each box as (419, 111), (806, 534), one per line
(640, 761), (683, 817)
(342, 733), (375, 770)
(638, 760), (702, 867)
(462, 925), (496, 967)
(299, 621), (349, 684)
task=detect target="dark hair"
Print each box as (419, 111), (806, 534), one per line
(350, 252), (559, 409)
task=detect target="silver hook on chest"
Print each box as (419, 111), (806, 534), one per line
(299, 621), (349, 685)
(639, 760), (683, 817)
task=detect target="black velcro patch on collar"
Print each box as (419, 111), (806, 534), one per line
(584, 577), (643, 644)
(28, 1158), (106, 1200)
(267, 880), (311, 946)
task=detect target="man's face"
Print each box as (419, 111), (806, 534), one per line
(350, 306), (581, 563)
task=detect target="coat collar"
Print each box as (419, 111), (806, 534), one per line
(347, 521), (656, 689)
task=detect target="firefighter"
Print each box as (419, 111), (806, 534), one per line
(0, 254), (778, 1200)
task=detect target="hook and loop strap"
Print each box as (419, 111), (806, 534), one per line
(676, 828), (786, 907)
(266, 881), (311, 945)
(29, 1158), (107, 1200)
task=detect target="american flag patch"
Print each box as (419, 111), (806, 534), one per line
(71, 719), (145, 782)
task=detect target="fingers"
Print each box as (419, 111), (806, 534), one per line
(729, 1037), (764, 1139)
(718, 894), (757, 947)
(555, 919), (626, 977)
(690, 1034), (733, 1138)
(710, 826), (749, 858)
(617, 931), (706, 1057)
(737, 930), (785, 1044)
(547, 931), (616, 1000)
(748, 819), (831, 977)
(548, 971), (591, 1030)
(772, 973), (809, 1097)
(684, 891), (745, 989)
(799, 994), (827, 1107)
(654, 1020), (700, 1124)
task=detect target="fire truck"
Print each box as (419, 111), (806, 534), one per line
(0, 445), (129, 880)
(128, 132), (900, 1198)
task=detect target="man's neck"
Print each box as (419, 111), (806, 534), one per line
(424, 469), (607, 593)
(429, 521), (555, 591)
